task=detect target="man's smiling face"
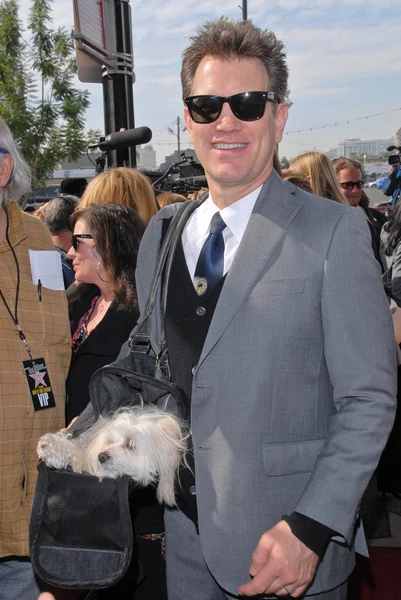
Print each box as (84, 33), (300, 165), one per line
(184, 55), (288, 204)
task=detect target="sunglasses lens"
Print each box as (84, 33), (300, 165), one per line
(230, 92), (267, 121)
(188, 96), (222, 123)
(341, 181), (364, 190)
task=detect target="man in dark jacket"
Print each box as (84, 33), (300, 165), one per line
(383, 164), (401, 208)
(44, 195), (78, 288)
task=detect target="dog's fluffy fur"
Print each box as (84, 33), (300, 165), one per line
(37, 407), (187, 506)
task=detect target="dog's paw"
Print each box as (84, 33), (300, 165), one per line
(37, 433), (72, 469)
(37, 433), (57, 459)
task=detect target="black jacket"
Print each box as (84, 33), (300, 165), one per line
(362, 205), (387, 272)
(67, 298), (138, 424)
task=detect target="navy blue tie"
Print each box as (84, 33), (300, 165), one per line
(194, 212), (227, 295)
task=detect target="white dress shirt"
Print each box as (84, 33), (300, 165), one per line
(182, 186), (262, 284)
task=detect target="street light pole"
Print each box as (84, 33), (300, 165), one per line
(168, 117), (187, 157)
(102, 0), (136, 168)
(177, 116), (181, 155)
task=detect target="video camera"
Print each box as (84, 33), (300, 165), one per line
(153, 153), (206, 195)
(387, 145), (401, 166)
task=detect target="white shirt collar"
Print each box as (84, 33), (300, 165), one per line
(197, 185), (262, 243)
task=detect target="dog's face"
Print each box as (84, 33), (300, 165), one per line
(81, 410), (187, 505)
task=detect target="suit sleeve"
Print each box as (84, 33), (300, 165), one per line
(294, 207), (397, 543)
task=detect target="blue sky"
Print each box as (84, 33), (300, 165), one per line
(18, 0), (401, 165)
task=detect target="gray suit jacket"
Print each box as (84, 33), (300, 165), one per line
(135, 170), (397, 596)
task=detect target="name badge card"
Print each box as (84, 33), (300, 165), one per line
(23, 358), (56, 411)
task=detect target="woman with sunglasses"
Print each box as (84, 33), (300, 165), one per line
(289, 151), (347, 204)
(66, 204), (167, 600)
(66, 202), (144, 424)
(332, 157), (386, 269)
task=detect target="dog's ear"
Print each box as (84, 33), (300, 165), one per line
(153, 415), (187, 506)
(158, 416), (182, 439)
(157, 472), (177, 506)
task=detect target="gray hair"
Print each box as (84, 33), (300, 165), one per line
(181, 17), (289, 111)
(0, 118), (31, 204)
(44, 195), (79, 234)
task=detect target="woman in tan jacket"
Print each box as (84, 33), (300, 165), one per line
(0, 118), (71, 599)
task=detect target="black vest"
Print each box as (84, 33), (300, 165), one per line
(165, 236), (225, 524)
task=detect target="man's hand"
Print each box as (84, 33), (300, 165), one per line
(238, 520), (319, 598)
(60, 416), (78, 433)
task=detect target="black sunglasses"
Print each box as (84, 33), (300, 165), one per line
(339, 180), (364, 191)
(184, 91), (281, 124)
(71, 233), (94, 251)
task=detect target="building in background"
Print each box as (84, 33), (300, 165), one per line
(337, 137), (393, 158)
(137, 145), (156, 169)
(325, 148), (337, 159)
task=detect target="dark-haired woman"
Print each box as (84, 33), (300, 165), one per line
(66, 203), (166, 600)
(66, 203), (144, 423)
(376, 201), (401, 499)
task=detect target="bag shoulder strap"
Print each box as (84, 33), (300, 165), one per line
(130, 200), (200, 351)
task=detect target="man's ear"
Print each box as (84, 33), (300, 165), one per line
(0, 154), (14, 188)
(184, 106), (193, 144)
(274, 103), (289, 145)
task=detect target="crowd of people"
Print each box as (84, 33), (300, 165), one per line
(1, 15), (401, 600)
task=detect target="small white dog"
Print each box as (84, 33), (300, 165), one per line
(37, 406), (187, 506)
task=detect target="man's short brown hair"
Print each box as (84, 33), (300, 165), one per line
(181, 17), (288, 105)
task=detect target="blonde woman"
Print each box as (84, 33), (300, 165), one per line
(290, 151), (347, 204)
(79, 167), (158, 225)
(156, 191), (187, 208)
(281, 169), (312, 193)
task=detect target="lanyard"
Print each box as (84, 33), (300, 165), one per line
(0, 205), (34, 362)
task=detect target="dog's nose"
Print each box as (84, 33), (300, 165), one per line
(98, 451), (110, 464)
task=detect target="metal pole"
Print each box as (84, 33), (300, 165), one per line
(102, 0), (136, 168)
(242, 0), (247, 20)
(102, 66), (117, 168)
(177, 116), (181, 155)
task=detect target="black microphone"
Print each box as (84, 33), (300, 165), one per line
(387, 145), (396, 152)
(89, 127), (152, 151)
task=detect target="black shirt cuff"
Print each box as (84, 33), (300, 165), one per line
(282, 512), (338, 559)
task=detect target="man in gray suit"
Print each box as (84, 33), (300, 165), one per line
(135, 17), (397, 600)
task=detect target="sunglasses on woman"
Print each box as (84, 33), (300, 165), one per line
(339, 180), (364, 191)
(71, 234), (94, 251)
(184, 91), (281, 124)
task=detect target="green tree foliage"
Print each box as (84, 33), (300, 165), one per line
(85, 129), (103, 146)
(0, 0), (90, 186)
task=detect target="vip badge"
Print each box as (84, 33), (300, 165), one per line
(23, 358), (56, 411)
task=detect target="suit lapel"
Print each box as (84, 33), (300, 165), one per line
(198, 171), (304, 368)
